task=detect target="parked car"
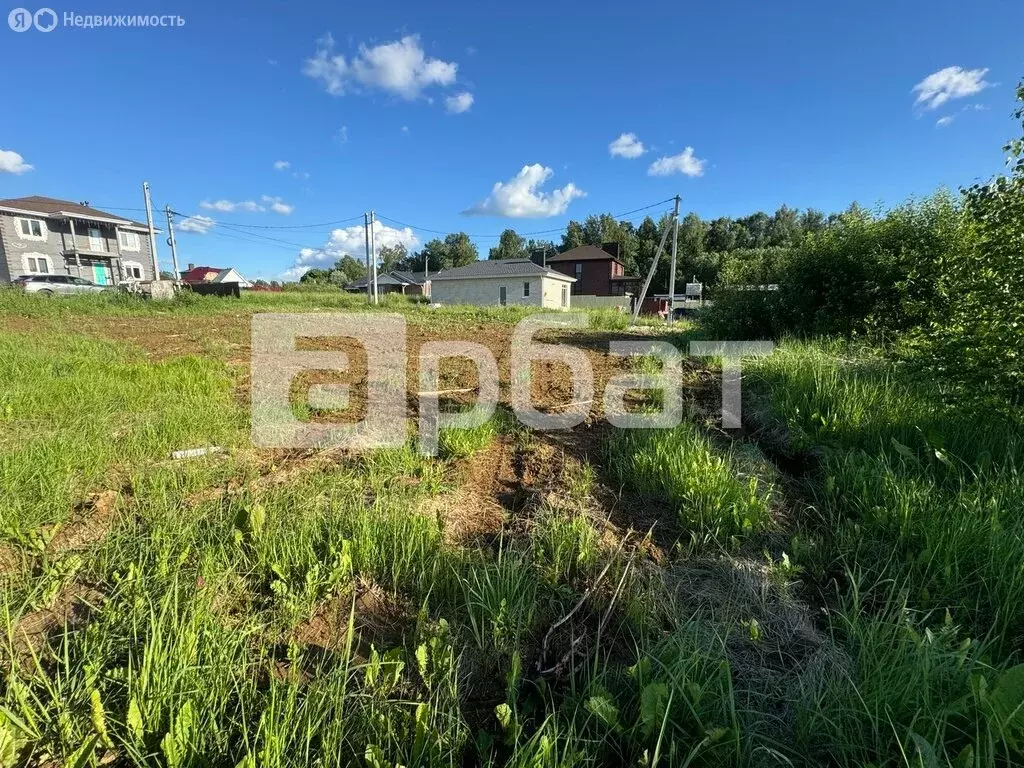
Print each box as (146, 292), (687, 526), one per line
(12, 275), (111, 295)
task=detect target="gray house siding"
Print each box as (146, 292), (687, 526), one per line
(0, 211), (154, 284)
(0, 218), (10, 284)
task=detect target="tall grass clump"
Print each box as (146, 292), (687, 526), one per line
(751, 339), (1024, 653)
(795, 587), (1024, 766)
(607, 422), (774, 543)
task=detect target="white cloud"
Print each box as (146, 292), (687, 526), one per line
(445, 91), (474, 113)
(608, 132), (645, 159)
(200, 199), (264, 213)
(177, 215), (215, 235)
(273, 160), (290, 170)
(198, 196), (293, 215)
(303, 33), (458, 100)
(464, 164), (586, 218)
(261, 195), (294, 215)
(934, 103), (987, 128)
(336, 125), (349, 143)
(0, 149), (33, 174)
(284, 220), (419, 278)
(912, 66), (991, 111)
(647, 147), (706, 177)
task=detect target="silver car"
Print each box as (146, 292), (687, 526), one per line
(12, 274), (111, 295)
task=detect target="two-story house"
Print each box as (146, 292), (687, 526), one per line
(546, 243), (641, 297)
(0, 196), (157, 286)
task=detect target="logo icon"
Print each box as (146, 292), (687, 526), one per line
(8, 7), (32, 31)
(33, 7), (55, 31)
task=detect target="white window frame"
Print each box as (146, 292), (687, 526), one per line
(561, 285), (569, 308)
(23, 253), (53, 275)
(523, 281), (531, 298)
(122, 260), (145, 281)
(15, 217), (47, 242)
(87, 227), (105, 252)
(118, 230), (141, 252)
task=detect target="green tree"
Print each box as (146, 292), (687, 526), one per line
(736, 212), (771, 248)
(561, 220), (585, 251)
(799, 208), (827, 235)
(299, 267), (332, 284)
(924, 79), (1024, 407)
(705, 217), (738, 252)
(488, 229), (527, 260)
(768, 205), (802, 247)
(378, 244), (407, 272)
(409, 233), (480, 272)
(679, 212), (707, 256)
(443, 232), (479, 267)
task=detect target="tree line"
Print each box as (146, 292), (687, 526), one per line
(299, 204), (846, 294)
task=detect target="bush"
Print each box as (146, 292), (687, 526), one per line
(703, 193), (972, 341)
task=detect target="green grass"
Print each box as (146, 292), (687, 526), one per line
(3, 300), (1024, 767)
(748, 338), (1024, 765)
(607, 421), (776, 544)
(0, 330), (243, 534)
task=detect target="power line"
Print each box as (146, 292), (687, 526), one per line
(374, 197), (676, 240)
(169, 210), (330, 250)
(197, 215), (364, 230)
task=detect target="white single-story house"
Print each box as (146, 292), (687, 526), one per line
(429, 259), (576, 309)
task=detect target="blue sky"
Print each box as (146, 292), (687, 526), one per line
(1, 0), (1020, 279)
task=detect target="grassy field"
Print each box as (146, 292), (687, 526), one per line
(1, 291), (1022, 767)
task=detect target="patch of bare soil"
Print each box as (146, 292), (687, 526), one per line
(183, 448), (353, 506)
(273, 581), (416, 683)
(45, 490), (122, 555)
(531, 424), (681, 558)
(0, 543), (20, 578)
(416, 437), (524, 545)
(6, 583), (105, 665)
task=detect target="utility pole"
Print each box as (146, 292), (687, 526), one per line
(630, 195), (679, 326)
(142, 181), (159, 279)
(363, 213), (372, 303)
(667, 195), (681, 323)
(370, 210), (379, 304)
(630, 212), (674, 325)
(164, 206), (180, 280)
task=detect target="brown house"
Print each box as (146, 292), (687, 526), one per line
(546, 243), (640, 296)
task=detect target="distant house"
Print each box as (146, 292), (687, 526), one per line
(345, 270), (430, 297)
(429, 258), (575, 308)
(0, 195), (157, 286)
(179, 264), (252, 288)
(546, 242), (641, 297)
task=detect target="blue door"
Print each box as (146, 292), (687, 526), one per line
(92, 264), (108, 285)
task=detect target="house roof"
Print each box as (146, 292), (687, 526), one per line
(0, 195), (151, 229)
(547, 244), (623, 264)
(431, 258), (575, 282)
(212, 268), (251, 285)
(180, 265), (224, 282)
(179, 266), (250, 285)
(346, 271), (415, 289)
(391, 270), (430, 285)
